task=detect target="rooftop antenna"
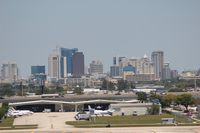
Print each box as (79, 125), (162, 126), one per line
(52, 45), (61, 55)
(56, 45), (61, 54)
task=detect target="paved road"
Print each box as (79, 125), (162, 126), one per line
(1, 126), (200, 133)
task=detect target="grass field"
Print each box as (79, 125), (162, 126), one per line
(0, 117), (37, 130)
(0, 117), (14, 127)
(66, 113), (199, 128)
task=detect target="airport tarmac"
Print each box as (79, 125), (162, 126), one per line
(13, 112), (76, 129)
(2, 112), (199, 133)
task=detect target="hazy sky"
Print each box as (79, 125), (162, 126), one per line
(0, 0), (200, 77)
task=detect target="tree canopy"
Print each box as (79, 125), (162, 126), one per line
(147, 105), (160, 115)
(117, 80), (128, 92)
(0, 83), (15, 97)
(136, 92), (147, 103)
(175, 93), (195, 111)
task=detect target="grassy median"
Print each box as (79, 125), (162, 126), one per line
(66, 113), (200, 128)
(0, 117), (37, 130)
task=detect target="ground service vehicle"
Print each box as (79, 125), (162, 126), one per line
(75, 112), (90, 120)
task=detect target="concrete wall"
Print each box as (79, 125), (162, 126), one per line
(110, 103), (159, 116)
(114, 107), (148, 116)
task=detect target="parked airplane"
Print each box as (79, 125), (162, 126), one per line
(88, 105), (114, 116)
(7, 107), (34, 117)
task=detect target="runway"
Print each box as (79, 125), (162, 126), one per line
(1, 126), (200, 133)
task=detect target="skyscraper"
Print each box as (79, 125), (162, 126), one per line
(31, 66), (45, 75)
(1, 62), (18, 82)
(72, 52), (84, 77)
(113, 57), (117, 65)
(89, 60), (103, 74)
(31, 65), (46, 81)
(136, 55), (154, 74)
(110, 57), (120, 77)
(151, 51), (164, 80)
(163, 63), (171, 80)
(171, 70), (178, 79)
(48, 53), (60, 79)
(110, 66), (120, 77)
(60, 48), (78, 77)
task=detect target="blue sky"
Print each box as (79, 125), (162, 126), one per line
(0, 0), (200, 77)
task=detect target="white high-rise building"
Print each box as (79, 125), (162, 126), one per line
(151, 51), (164, 80)
(1, 62), (18, 82)
(115, 55), (156, 81)
(63, 56), (67, 78)
(119, 55), (154, 75)
(48, 53), (60, 79)
(137, 55), (154, 74)
(118, 55), (155, 82)
(129, 58), (138, 70)
(89, 60), (103, 74)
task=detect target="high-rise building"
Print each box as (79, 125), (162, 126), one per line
(31, 65), (46, 81)
(131, 55), (154, 74)
(171, 70), (178, 79)
(110, 66), (120, 77)
(110, 57), (120, 77)
(113, 57), (117, 65)
(89, 60), (103, 74)
(1, 62), (18, 82)
(118, 55), (154, 75)
(151, 51), (164, 80)
(60, 48), (78, 77)
(31, 66), (45, 75)
(110, 55), (157, 81)
(118, 57), (129, 75)
(129, 58), (138, 70)
(48, 53), (60, 79)
(163, 63), (171, 80)
(72, 52), (84, 77)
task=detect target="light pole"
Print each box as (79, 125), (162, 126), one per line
(21, 80), (23, 96)
(194, 78), (197, 91)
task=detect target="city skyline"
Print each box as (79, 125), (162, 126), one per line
(0, 46), (197, 78)
(0, 49), (182, 80)
(1, 0), (200, 77)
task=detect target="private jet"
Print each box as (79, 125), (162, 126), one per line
(7, 107), (34, 117)
(88, 105), (114, 116)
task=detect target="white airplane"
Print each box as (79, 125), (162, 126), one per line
(7, 107), (34, 117)
(88, 105), (114, 116)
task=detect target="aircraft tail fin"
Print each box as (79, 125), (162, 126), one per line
(88, 105), (95, 115)
(88, 105), (92, 110)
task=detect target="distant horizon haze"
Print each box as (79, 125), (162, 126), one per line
(0, 0), (200, 77)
